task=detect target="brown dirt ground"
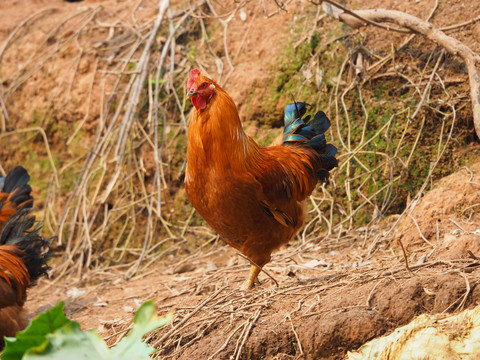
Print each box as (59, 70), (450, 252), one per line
(1, 0), (480, 359)
(25, 161), (480, 359)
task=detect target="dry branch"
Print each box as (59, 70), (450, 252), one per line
(319, 0), (480, 139)
(107, 0), (170, 198)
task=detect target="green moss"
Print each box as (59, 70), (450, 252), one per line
(187, 45), (197, 61)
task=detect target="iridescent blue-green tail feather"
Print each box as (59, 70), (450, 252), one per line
(283, 102), (338, 181)
(0, 166), (33, 209)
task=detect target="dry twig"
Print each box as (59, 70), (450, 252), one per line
(318, 1), (480, 138)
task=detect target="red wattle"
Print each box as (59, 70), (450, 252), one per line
(192, 95), (207, 110)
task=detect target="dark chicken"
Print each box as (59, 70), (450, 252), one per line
(0, 166), (52, 347)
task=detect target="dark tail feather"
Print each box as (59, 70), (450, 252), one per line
(283, 102), (338, 178)
(0, 167), (52, 284)
(0, 209), (53, 284)
(1, 166), (33, 209)
(2, 166), (30, 193)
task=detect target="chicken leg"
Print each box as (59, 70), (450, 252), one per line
(241, 264), (261, 290)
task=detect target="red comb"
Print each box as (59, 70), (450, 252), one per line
(188, 69), (201, 91)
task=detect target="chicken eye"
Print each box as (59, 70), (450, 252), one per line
(199, 82), (207, 89)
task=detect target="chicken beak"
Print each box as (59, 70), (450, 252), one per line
(186, 90), (198, 99)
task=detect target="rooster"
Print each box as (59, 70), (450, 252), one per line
(185, 69), (337, 289)
(0, 166), (52, 348)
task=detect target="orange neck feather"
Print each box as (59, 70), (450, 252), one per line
(187, 84), (262, 175)
(0, 245), (29, 302)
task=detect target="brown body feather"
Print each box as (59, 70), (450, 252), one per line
(0, 244), (30, 345)
(0, 245), (30, 307)
(186, 74), (328, 287)
(0, 185), (33, 230)
(0, 193), (20, 228)
(0, 305), (28, 340)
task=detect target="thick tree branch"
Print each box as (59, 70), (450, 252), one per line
(319, 1), (480, 139)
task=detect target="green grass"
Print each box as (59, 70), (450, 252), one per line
(245, 12), (468, 229)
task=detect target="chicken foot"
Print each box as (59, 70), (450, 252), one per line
(241, 264), (261, 290)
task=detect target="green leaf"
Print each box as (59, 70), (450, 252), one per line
(110, 300), (173, 358)
(23, 321), (111, 360)
(2, 302), (70, 360)
(3, 300), (172, 360)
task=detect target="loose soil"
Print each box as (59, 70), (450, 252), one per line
(1, 0), (480, 359)
(26, 161), (480, 359)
